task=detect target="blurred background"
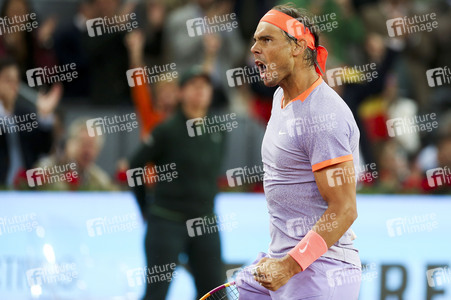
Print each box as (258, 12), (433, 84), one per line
(0, 0), (449, 299)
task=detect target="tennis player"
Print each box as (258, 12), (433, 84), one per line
(236, 5), (361, 299)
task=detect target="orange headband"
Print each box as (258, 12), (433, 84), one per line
(259, 9), (328, 75)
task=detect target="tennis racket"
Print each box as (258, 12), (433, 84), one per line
(199, 281), (239, 300)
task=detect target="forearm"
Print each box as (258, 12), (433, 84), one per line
(285, 192), (357, 272)
(311, 203), (357, 248)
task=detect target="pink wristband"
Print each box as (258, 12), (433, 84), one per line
(288, 230), (328, 271)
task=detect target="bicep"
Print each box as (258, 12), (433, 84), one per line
(313, 160), (357, 207)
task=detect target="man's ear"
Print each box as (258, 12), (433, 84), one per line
(292, 39), (307, 57)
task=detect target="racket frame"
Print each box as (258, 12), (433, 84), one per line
(199, 281), (237, 300)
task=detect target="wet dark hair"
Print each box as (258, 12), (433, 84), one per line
(272, 4), (320, 69)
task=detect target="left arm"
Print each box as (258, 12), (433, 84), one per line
(310, 160), (358, 248)
(254, 160), (358, 291)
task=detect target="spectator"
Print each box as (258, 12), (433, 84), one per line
(432, 134), (451, 190)
(125, 30), (178, 139)
(163, 0), (245, 105)
(281, 0), (366, 65)
(32, 118), (117, 191)
(134, 0), (167, 67)
(376, 139), (410, 193)
(82, 0), (131, 105)
(115, 30), (179, 188)
(331, 33), (403, 168)
(0, 57), (61, 188)
(233, 0), (275, 42)
(361, 0), (436, 110)
(129, 66), (226, 299)
(0, 0), (57, 82)
(53, 0), (94, 99)
(420, 132), (451, 194)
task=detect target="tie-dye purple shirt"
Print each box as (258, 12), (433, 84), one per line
(261, 77), (360, 267)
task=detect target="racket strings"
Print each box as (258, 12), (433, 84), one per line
(209, 285), (239, 300)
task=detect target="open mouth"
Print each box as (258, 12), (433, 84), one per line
(255, 60), (267, 80)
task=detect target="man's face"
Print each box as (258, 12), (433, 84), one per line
(251, 22), (295, 87)
(0, 66), (20, 108)
(180, 77), (213, 111)
(68, 130), (101, 171)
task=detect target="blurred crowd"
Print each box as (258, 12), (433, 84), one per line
(0, 0), (449, 194)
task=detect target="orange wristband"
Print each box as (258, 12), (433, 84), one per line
(288, 230), (328, 271)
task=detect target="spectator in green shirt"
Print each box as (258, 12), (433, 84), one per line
(129, 66), (226, 299)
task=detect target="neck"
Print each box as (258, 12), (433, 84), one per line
(182, 105), (208, 119)
(279, 67), (319, 102)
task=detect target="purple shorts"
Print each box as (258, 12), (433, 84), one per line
(236, 253), (361, 300)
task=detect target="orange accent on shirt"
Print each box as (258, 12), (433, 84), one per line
(281, 76), (323, 109)
(312, 154), (353, 172)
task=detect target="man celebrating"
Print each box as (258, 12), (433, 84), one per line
(0, 58), (61, 187)
(237, 5), (361, 299)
